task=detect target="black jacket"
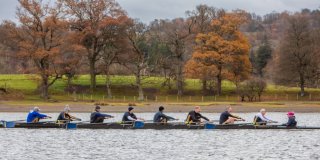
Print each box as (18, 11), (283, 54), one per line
(219, 111), (241, 124)
(186, 110), (209, 123)
(286, 116), (297, 127)
(153, 111), (175, 122)
(122, 112), (137, 122)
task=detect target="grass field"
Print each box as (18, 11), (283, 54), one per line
(0, 74), (320, 103)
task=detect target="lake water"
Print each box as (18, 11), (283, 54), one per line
(0, 112), (320, 160)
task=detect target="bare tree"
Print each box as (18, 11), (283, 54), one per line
(124, 20), (148, 101)
(274, 15), (318, 96)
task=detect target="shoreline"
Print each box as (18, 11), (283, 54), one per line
(1, 101), (320, 113)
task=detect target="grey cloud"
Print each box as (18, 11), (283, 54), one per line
(0, 0), (319, 24)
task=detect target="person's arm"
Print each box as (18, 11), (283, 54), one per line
(166, 115), (176, 121)
(162, 113), (176, 121)
(199, 113), (210, 121)
(97, 112), (113, 118)
(257, 113), (272, 122)
(63, 113), (70, 120)
(127, 115), (137, 121)
(67, 114), (81, 121)
(36, 112), (49, 119)
(229, 113), (243, 120)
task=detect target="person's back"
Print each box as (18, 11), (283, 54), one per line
(122, 111), (137, 121)
(186, 106), (209, 123)
(287, 116), (297, 127)
(219, 111), (230, 124)
(186, 110), (196, 122)
(90, 111), (101, 123)
(57, 111), (67, 121)
(153, 111), (162, 122)
(26, 107), (48, 123)
(284, 111), (297, 127)
(27, 111), (37, 123)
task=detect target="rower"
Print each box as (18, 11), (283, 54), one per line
(90, 106), (114, 123)
(153, 106), (177, 123)
(253, 108), (276, 125)
(219, 106), (244, 124)
(122, 106), (144, 123)
(57, 105), (81, 123)
(26, 107), (52, 123)
(283, 111), (297, 127)
(185, 106), (209, 124)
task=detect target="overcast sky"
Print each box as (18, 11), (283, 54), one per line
(1, 0), (319, 23)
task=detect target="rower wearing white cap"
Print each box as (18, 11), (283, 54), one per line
(253, 108), (277, 125)
(57, 105), (81, 123)
(26, 106), (51, 123)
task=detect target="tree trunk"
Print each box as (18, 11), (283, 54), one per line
(216, 65), (222, 96)
(40, 75), (49, 100)
(202, 80), (207, 92)
(136, 71), (144, 101)
(176, 63), (183, 96)
(299, 72), (305, 97)
(105, 72), (112, 98)
(67, 75), (72, 90)
(89, 59), (96, 91)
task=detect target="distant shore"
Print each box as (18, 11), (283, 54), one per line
(0, 101), (320, 113)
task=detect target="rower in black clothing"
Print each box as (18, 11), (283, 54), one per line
(90, 106), (114, 123)
(283, 111), (297, 127)
(186, 106), (210, 124)
(153, 106), (177, 123)
(219, 106), (245, 124)
(57, 105), (81, 123)
(122, 107), (144, 123)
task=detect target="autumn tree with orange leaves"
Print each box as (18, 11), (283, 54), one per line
(3, 0), (70, 100)
(185, 59), (218, 94)
(190, 11), (251, 95)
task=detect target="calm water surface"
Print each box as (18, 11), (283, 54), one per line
(0, 112), (320, 160)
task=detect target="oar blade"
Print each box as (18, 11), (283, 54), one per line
(133, 121), (145, 129)
(3, 121), (16, 128)
(204, 123), (216, 129)
(66, 123), (77, 130)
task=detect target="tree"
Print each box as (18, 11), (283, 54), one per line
(59, 33), (86, 91)
(124, 20), (149, 101)
(155, 18), (194, 96)
(192, 11), (250, 95)
(98, 16), (130, 98)
(227, 54), (252, 90)
(185, 5), (225, 92)
(255, 35), (272, 77)
(187, 4), (224, 33)
(238, 78), (266, 102)
(274, 15), (318, 96)
(185, 59), (218, 94)
(4, 0), (69, 100)
(60, 0), (126, 91)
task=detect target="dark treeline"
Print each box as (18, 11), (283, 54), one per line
(0, 0), (319, 100)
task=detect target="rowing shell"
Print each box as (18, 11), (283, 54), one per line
(1, 121), (320, 130)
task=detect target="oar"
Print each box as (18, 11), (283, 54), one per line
(0, 120), (18, 128)
(1, 119), (26, 123)
(75, 117), (114, 124)
(231, 121), (278, 126)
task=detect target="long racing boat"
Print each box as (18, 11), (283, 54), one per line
(1, 121), (320, 130)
